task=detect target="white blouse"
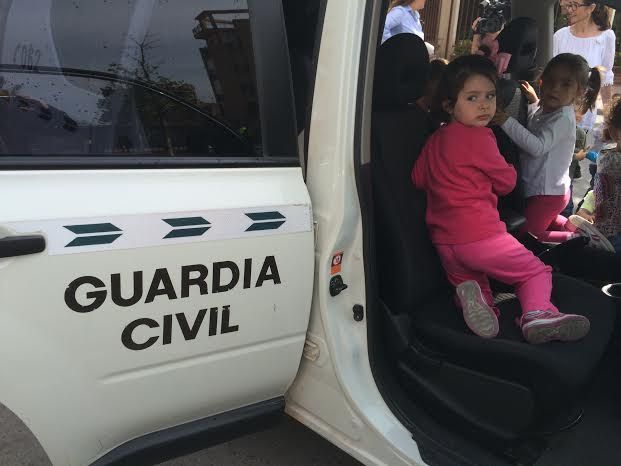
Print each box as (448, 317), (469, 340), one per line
(553, 27), (616, 87)
(553, 27), (616, 131)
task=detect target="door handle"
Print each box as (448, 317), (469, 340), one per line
(0, 235), (46, 258)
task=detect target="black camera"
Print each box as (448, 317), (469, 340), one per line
(475, 0), (510, 35)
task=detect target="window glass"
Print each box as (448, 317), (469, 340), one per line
(0, 0), (261, 157)
(282, 0), (321, 133)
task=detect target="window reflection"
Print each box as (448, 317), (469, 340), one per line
(0, 0), (260, 157)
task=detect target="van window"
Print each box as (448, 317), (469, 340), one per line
(0, 1), (262, 158)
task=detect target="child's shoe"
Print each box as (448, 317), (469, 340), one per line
(456, 280), (499, 338)
(568, 215), (615, 252)
(520, 310), (590, 344)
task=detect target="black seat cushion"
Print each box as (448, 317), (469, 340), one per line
(413, 273), (615, 414)
(372, 34), (450, 316)
(499, 205), (526, 232)
(373, 108), (449, 316)
(493, 17), (541, 219)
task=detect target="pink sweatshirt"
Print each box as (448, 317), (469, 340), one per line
(413, 121), (517, 245)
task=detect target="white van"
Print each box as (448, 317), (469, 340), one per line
(0, 0), (619, 465)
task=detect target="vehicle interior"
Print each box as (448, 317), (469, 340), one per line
(362, 0), (621, 465)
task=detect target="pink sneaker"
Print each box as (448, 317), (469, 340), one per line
(520, 310), (590, 344)
(568, 215), (615, 252)
(456, 280), (499, 338)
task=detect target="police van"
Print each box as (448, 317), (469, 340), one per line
(1, 0), (620, 465)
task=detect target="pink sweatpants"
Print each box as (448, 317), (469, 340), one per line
(521, 192), (573, 242)
(436, 233), (558, 314)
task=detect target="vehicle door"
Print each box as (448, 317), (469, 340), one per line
(0, 1), (313, 464)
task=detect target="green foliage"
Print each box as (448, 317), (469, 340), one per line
(451, 39), (472, 60)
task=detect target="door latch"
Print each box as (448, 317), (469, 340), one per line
(329, 275), (348, 297)
(353, 304), (364, 322)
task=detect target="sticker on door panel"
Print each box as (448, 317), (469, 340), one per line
(63, 256), (281, 351)
(5, 204), (312, 255)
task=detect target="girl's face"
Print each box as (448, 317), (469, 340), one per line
(564, 1), (596, 26)
(540, 65), (581, 112)
(409, 0), (426, 11)
(445, 74), (496, 127)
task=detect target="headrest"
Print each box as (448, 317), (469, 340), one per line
(373, 33), (430, 111)
(497, 17), (538, 78)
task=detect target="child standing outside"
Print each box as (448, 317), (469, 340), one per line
(413, 55), (589, 344)
(495, 53), (603, 245)
(572, 96), (621, 253)
(561, 109), (589, 217)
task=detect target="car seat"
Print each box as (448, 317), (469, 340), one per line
(371, 34), (616, 445)
(494, 17), (541, 230)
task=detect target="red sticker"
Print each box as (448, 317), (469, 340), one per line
(331, 252), (343, 275)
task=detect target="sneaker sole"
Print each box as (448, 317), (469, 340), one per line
(456, 281), (499, 339)
(568, 215), (615, 252)
(522, 314), (590, 345)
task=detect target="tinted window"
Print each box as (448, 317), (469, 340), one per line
(282, 0), (321, 133)
(0, 0), (261, 157)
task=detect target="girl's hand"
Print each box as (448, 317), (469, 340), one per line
(575, 148), (589, 161)
(519, 81), (539, 104)
(576, 209), (595, 223)
(471, 17), (482, 33)
(490, 111), (509, 126)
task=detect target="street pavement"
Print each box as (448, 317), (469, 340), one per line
(158, 416), (360, 466)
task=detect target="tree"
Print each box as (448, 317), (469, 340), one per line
(97, 34), (200, 155)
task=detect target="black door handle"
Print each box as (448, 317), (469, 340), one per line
(0, 235), (46, 258)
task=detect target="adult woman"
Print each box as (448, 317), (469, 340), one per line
(381, 0), (426, 44)
(553, 1), (615, 130)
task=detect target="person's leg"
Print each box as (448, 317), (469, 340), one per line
(548, 191), (573, 231)
(436, 244), (499, 338)
(452, 233), (589, 344)
(453, 233), (556, 313)
(436, 244), (494, 305)
(522, 194), (574, 242)
(561, 184), (574, 217)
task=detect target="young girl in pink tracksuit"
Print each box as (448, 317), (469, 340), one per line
(413, 55), (590, 344)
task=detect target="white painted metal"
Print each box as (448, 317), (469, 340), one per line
(286, 1), (426, 465)
(0, 168), (314, 465)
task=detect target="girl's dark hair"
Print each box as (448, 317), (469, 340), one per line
(431, 55), (498, 123)
(584, 2), (611, 31)
(497, 17), (540, 80)
(543, 53), (601, 115)
(388, 0), (415, 9)
(429, 58), (448, 82)
(604, 95), (621, 139)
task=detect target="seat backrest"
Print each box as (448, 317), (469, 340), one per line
(497, 17), (539, 81)
(371, 34), (449, 316)
(494, 17), (540, 215)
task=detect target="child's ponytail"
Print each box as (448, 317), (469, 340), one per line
(543, 54), (601, 116)
(580, 66), (602, 115)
